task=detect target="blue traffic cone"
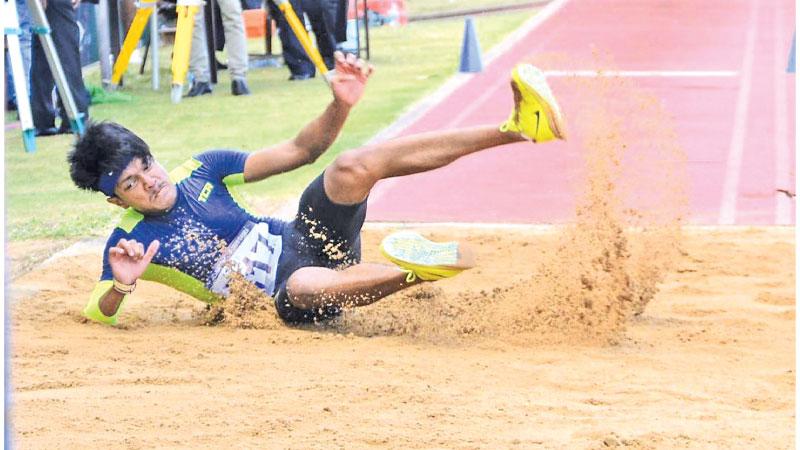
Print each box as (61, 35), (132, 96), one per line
(459, 17), (483, 73)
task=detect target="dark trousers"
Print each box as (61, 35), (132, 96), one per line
(30, 0), (90, 129)
(270, 0), (344, 77)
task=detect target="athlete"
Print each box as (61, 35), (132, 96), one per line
(69, 51), (566, 326)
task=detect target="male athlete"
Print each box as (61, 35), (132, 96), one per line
(69, 52), (565, 326)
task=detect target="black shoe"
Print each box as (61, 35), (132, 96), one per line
(56, 112), (89, 134)
(186, 81), (213, 97)
(288, 73), (313, 81)
(231, 79), (251, 96)
(35, 127), (61, 137)
(216, 58), (228, 70)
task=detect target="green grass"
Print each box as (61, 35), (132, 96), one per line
(405, 0), (535, 15)
(4, 11), (530, 241)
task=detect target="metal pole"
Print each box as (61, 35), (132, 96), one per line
(4, 0), (36, 151)
(150, 2), (158, 89)
(362, 0), (369, 59)
(353, 0), (360, 58)
(96, 0), (113, 87)
(26, 0), (85, 134)
(204, 0), (217, 84)
(265, 9), (272, 55)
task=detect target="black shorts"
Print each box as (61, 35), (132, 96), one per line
(273, 172), (368, 324)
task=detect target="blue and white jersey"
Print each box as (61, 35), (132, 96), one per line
(100, 150), (286, 300)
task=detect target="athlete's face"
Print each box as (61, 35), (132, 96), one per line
(107, 156), (178, 214)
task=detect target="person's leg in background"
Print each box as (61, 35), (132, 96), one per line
(267, 0), (315, 80)
(30, 0), (90, 134)
(31, 0), (81, 136)
(53, 0), (90, 131)
(30, 25), (57, 133)
(186, 7), (213, 97)
(301, 0), (338, 70)
(333, 0), (347, 45)
(216, 0), (250, 94)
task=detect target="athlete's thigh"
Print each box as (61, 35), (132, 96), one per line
(291, 172), (368, 267)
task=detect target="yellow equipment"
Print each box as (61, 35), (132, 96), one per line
(170, 1), (202, 103)
(110, 0), (201, 103)
(111, 0), (333, 102)
(273, 0), (333, 84)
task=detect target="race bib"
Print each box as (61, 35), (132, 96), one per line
(207, 221), (282, 296)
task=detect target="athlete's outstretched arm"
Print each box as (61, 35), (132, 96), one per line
(84, 239), (160, 324)
(243, 52), (374, 183)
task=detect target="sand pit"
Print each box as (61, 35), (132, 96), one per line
(7, 45), (793, 449)
(7, 225), (795, 449)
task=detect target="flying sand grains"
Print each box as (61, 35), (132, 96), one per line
(337, 58), (687, 345)
(200, 272), (283, 329)
(190, 55), (686, 343)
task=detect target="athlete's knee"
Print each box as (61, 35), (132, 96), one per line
(286, 271), (338, 310)
(285, 276), (316, 310)
(327, 151), (378, 191)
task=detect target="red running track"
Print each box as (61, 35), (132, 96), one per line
(366, 0), (795, 225)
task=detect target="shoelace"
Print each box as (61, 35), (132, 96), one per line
(402, 269), (417, 283)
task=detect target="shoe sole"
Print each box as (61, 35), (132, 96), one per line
(515, 64), (566, 140)
(380, 231), (475, 280)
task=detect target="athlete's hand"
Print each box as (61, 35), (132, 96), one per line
(330, 51), (373, 108)
(108, 239), (160, 285)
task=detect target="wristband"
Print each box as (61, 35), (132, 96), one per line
(112, 279), (136, 295)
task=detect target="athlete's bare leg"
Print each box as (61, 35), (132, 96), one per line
(285, 263), (420, 310)
(283, 127), (521, 311)
(324, 126), (524, 205)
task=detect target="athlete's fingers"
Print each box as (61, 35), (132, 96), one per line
(109, 247), (126, 257)
(345, 52), (357, 66)
(355, 59), (368, 78)
(143, 240), (160, 262)
(336, 54), (357, 75)
(135, 242), (145, 259)
(334, 51), (350, 73)
(116, 239), (132, 256)
(334, 50), (345, 64)
(119, 239), (140, 257)
(124, 240), (138, 257)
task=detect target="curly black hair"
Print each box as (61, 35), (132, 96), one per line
(67, 121), (152, 192)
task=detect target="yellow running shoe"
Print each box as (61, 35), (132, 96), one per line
(380, 231), (476, 282)
(500, 63), (566, 142)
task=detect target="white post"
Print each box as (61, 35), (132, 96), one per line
(96, 0), (112, 87)
(4, 0), (36, 151)
(150, 1), (159, 89)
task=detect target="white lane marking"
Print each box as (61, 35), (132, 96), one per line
(543, 70), (738, 77)
(365, 0), (572, 147)
(481, 0), (571, 65)
(773, 2), (793, 225)
(445, 76), (507, 128)
(366, 0), (572, 205)
(719, 0), (759, 225)
(363, 222), (796, 233)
